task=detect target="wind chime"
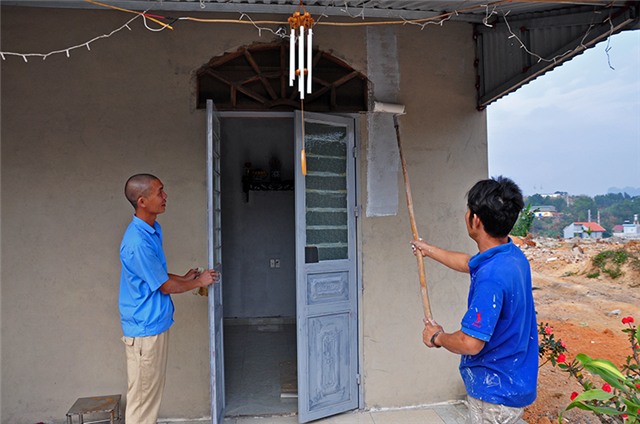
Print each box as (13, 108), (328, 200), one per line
(288, 3), (314, 99)
(288, 2), (314, 175)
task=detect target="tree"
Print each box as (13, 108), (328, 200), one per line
(567, 196), (597, 222)
(594, 193), (625, 208)
(527, 194), (639, 237)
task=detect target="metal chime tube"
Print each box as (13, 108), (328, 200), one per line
(307, 28), (313, 94)
(298, 26), (305, 99)
(289, 28), (295, 86)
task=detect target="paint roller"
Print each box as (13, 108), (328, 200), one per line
(373, 101), (434, 323)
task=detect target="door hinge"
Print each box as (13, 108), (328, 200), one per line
(352, 145), (358, 159)
(356, 373), (361, 385)
(354, 205), (361, 217)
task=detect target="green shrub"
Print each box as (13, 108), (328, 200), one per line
(611, 250), (629, 264)
(604, 268), (623, 279)
(591, 249), (634, 280)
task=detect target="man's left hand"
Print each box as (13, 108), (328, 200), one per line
(423, 320), (444, 348)
(184, 268), (199, 280)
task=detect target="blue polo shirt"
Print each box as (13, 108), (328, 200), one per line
(459, 240), (538, 408)
(119, 216), (174, 337)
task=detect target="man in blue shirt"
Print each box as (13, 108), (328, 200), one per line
(119, 173), (219, 424)
(412, 176), (538, 424)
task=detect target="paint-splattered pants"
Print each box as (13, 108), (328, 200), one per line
(467, 396), (524, 424)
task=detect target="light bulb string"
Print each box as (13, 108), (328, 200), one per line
(0, 0), (621, 66)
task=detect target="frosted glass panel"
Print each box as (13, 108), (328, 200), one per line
(305, 123), (348, 261)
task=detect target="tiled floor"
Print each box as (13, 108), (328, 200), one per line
(222, 403), (469, 423)
(224, 322), (298, 416)
(158, 402), (469, 424)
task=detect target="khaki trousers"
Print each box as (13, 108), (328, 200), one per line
(122, 330), (170, 424)
(467, 396), (524, 424)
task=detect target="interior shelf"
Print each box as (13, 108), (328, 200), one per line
(242, 179), (294, 201)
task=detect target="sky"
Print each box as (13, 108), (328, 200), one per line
(487, 30), (640, 197)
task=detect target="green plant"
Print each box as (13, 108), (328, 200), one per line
(512, 204), (538, 237)
(539, 318), (640, 423)
(604, 268), (623, 279)
(592, 249), (633, 280)
(587, 271), (601, 279)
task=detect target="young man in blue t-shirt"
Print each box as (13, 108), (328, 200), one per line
(412, 176), (538, 424)
(119, 174), (220, 424)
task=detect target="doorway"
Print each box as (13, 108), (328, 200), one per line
(220, 115), (298, 416)
(210, 111), (360, 422)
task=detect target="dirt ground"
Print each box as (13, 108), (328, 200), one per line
(514, 237), (640, 424)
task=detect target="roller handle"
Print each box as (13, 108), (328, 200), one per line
(394, 115), (434, 323)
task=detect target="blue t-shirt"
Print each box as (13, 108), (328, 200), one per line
(119, 216), (174, 337)
(459, 240), (538, 408)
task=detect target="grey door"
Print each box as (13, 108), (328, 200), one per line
(206, 99), (225, 424)
(294, 111), (359, 423)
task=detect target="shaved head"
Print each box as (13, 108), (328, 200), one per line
(125, 174), (160, 209)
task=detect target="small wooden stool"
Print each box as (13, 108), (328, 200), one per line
(66, 394), (121, 424)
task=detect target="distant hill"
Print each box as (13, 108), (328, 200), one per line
(607, 186), (640, 196)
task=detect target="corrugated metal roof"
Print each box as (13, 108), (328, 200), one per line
(4, 0), (635, 22)
(475, 2), (639, 107)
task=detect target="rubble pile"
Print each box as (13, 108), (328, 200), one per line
(512, 236), (640, 286)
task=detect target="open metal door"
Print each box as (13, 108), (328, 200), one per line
(294, 111), (359, 423)
(206, 99), (225, 424)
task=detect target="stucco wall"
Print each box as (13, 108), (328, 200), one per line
(360, 22), (487, 407)
(1, 6), (486, 422)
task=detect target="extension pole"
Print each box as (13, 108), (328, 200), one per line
(393, 114), (434, 323)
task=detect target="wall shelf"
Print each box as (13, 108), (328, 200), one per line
(242, 178), (294, 202)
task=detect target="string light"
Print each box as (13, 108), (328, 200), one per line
(500, 9), (614, 65)
(604, 16), (616, 70)
(340, 2), (366, 20)
(0, 13), (140, 62)
(0, 0), (621, 68)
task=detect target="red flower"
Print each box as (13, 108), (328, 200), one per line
(622, 414), (628, 420)
(570, 391), (579, 401)
(602, 383), (612, 393)
(635, 383), (640, 389)
(622, 316), (635, 324)
(544, 326), (553, 335)
(560, 340), (566, 348)
(557, 353), (567, 363)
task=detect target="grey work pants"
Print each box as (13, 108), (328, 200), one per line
(467, 396), (524, 424)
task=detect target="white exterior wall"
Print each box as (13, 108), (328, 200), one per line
(2, 6), (483, 422)
(564, 224), (578, 238)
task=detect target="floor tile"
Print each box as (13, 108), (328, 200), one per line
(314, 411), (376, 423)
(370, 408), (445, 424)
(233, 415), (299, 424)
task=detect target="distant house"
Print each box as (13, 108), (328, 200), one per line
(563, 221), (606, 239)
(541, 192), (568, 198)
(612, 215), (640, 239)
(531, 205), (557, 217)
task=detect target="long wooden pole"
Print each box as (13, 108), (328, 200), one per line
(393, 114), (434, 323)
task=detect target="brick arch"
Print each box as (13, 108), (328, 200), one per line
(197, 42), (368, 112)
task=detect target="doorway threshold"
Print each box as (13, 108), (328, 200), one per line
(224, 317), (295, 326)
